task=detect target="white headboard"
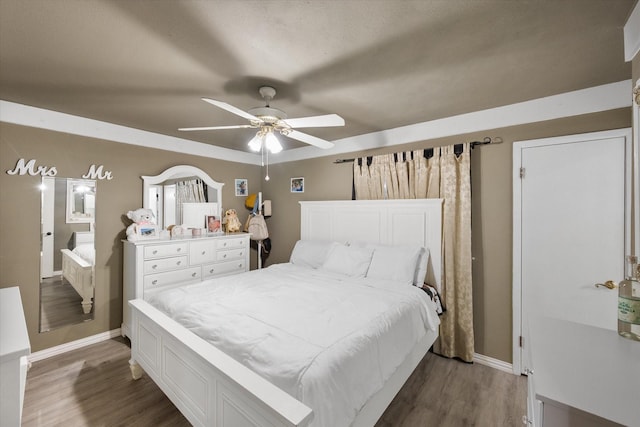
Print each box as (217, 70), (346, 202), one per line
(300, 199), (443, 290)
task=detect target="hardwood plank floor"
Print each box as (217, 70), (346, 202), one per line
(22, 338), (526, 426)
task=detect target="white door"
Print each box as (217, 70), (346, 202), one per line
(40, 176), (55, 278)
(513, 129), (633, 374)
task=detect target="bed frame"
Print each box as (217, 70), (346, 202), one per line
(60, 231), (94, 314)
(129, 199), (443, 427)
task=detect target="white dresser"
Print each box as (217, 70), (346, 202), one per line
(526, 316), (640, 427)
(0, 287), (31, 427)
(122, 233), (250, 338)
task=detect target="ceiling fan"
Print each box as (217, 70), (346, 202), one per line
(179, 86), (344, 151)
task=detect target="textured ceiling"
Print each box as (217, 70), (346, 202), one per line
(0, 0), (635, 153)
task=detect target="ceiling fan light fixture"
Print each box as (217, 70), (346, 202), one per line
(265, 131), (283, 154)
(248, 133), (263, 152)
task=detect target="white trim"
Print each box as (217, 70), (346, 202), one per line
(473, 353), (514, 375)
(633, 80), (640, 256)
(273, 80), (632, 164)
(512, 128), (633, 376)
(0, 101), (261, 166)
(625, 2), (640, 61)
(0, 81), (631, 164)
(28, 328), (122, 362)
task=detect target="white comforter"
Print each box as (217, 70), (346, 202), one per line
(72, 244), (95, 264)
(147, 263), (440, 427)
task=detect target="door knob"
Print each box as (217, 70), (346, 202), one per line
(595, 280), (617, 289)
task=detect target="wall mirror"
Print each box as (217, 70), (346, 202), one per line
(40, 177), (96, 332)
(142, 165), (223, 230)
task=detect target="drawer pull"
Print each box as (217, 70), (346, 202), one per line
(191, 272), (197, 277)
(176, 261), (182, 265)
(238, 264), (242, 268)
(177, 248), (182, 252)
(223, 254), (227, 258)
(153, 250), (158, 255)
(239, 251), (243, 256)
(209, 269), (215, 273)
(222, 242), (228, 247)
(152, 280), (158, 285)
(202, 251), (206, 255)
(152, 264), (158, 269)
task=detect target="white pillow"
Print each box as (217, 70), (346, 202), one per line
(413, 247), (430, 286)
(321, 244), (374, 277)
(366, 245), (423, 286)
(290, 240), (339, 269)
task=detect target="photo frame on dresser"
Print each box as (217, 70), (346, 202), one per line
(136, 224), (159, 239)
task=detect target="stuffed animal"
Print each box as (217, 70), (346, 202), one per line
(225, 209), (242, 232)
(125, 208), (156, 241)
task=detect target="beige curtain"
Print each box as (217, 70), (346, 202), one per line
(353, 144), (474, 362)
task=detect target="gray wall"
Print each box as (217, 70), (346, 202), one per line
(0, 108), (631, 361)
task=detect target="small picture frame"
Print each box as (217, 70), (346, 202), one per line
(291, 177), (304, 193)
(235, 179), (248, 196)
(137, 224), (159, 239)
(206, 215), (221, 233)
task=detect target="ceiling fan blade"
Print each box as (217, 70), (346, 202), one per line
(282, 114), (345, 129)
(201, 98), (261, 122)
(286, 130), (335, 149)
(179, 124), (254, 131)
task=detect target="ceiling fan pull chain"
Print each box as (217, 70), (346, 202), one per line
(265, 148), (270, 181)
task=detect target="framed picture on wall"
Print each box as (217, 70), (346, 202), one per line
(235, 179), (248, 196)
(291, 177), (304, 193)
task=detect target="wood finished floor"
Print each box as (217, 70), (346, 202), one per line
(40, 275), (93, 332)
(22, 337), (526, 427)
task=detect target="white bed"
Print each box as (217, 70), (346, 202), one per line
(129, 199), (443, 427)
(60, 231), (94, 314)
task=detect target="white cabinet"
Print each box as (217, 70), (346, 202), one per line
(0, 287), (31, 427)
(122, 234), (250, 338)
(526, 317), (640, 427)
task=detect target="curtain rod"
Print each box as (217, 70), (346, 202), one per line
(333, 136), (502, 164)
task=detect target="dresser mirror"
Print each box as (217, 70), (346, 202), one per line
(142, 165), (223, 230)
(39, 177), (96, 332)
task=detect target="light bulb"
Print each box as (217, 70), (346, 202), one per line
(248, 133), (262, 152)
(265, 131), (283, 153)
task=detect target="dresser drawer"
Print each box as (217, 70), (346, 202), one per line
(216, 237), (247, 250)
(143, 256), (188, 274)
(203, 260), (247, 279)
(144, 267), (201, 289)
(216, 248), (246, 262)
(144, 243), (188, 259)
(189, 240), (216, 264)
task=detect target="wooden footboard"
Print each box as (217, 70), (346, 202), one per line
(128, 299), (313, 427)
(60, 249), (93, 314)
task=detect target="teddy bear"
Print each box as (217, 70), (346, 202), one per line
(225, 208), (242, 232)
(125, 208), (156, 241)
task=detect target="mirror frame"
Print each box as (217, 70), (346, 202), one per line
(66, 178), (97, 224)
(142, 165), (224, 223)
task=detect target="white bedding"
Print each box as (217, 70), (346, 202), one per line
(147, 263), (440, 427)
(72, 244), (95, 264)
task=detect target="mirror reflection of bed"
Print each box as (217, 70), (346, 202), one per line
(39, 177), (96, 332)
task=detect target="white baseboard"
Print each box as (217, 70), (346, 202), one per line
(474, 353), (515, 374)
(29, 328), (122, 362)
